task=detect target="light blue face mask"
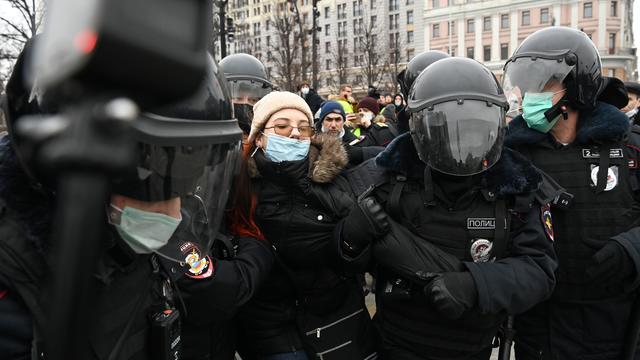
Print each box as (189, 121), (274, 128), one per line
(262, 132), (310, 162)
(522, 89), (565, 133)
(109, 204), (182, 254)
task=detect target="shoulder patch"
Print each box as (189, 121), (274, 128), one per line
(376, 122), (388, 128)
(541, 204), (554, 242)
(180, 242), (214, 279)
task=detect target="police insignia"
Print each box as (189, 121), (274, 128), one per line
(470, 239), (493, 262)
(590, 165), (618, 191)
(180, 242), (213, 279)
(541, 204), (554, 242)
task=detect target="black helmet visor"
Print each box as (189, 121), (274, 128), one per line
(228, 79), (273, 105)
(410, 100), (505, 176)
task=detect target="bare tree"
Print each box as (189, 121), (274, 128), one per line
(356, 15), (386, 88)
(329, 39), (350, 92)
(383, 33), (406, 93)
(0, 0), (45, 88)
(268, 5), (302, 91)
(289, 0), (310, 84)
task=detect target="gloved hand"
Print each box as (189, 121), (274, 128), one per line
(585, 240), (635, 283)
(421, 272), (478, 320)
(341, 197), (390, 254)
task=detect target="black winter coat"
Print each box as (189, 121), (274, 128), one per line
(341, 133), (558, 360)
(238, 134), (377, 359)
(301, 89), (325, 115)
(506, 103), (640, 360)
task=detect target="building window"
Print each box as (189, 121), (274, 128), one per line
(432, 0), (439, 8)
(371, 15), (377, 24)
(325, 41), (331, 52)
(501, 14), (509, 29)
(353, 0), (363, 17)
(447, 46), (456, 56)
(467, 19), (475, 33)
(338, 3), (347, 19)
(433, 23), (440, 38)
(467, 47), (474, 58)
(389, 14), (399, 30)
(407, 10), (414, 25)
(370, 0), (376, 9)
(540, 8), (549, 23)
(324, 6), (330, 18)
(448, 20), (455, 35)
(483, 16), (491, 32)
(407, 30), (414, 43)
(266, 19), (270, 31)
(406, 0), (414, 5)
(266, 35), (271, 47)
(389, 0), (398, 11)
(584, 2), (592, 18)
(407, 49), (415, 62)
(611, 1), (617, 17)
(500, 43), (509, 60)
(325, 24), (330, 36)
(483, 45), (491, 61)
(609, 32), (616, 54)
(522, 10), (530, 26)
(326, 59), (331, 70)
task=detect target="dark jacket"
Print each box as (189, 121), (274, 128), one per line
(342, 133), (557, 359)
(347, 123), (397, 148)
(238, 134), (377, 359)
(506, 102), (640, 360)
(301, 89), (324, 115)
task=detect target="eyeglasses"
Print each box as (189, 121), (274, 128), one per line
(264, 124), (315, 137)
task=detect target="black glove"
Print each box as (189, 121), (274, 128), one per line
(586, 240), (635, 283)
(421, 272), (478, 320)
(341, 197), (390, 254)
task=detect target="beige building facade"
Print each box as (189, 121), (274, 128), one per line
(424, 0), (636, 80)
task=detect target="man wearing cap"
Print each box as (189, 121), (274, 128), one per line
(623, 81), (640, 125)
(348, 97), (396, 147)
(317, 101), (384, 167)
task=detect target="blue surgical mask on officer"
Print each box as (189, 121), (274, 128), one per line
(522, 89), (566, 133)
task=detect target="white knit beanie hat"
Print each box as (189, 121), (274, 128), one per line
(247, 91), (314, 143)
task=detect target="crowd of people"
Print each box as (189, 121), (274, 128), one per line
(0, 26), (639, 360)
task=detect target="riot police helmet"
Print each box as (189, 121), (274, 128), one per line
(503, 27), (602, 114)
(407, 57), (508, 176)
(398, 50), (450, 98)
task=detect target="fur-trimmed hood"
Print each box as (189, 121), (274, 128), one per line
(375, 133), (542, 196)
(506, 101), (630, 147)
(249, 133), (348, 183)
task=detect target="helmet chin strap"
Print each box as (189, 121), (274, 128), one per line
(544, 97), (570, 122)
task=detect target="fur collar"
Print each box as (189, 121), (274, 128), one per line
(0, 136), (53, 254)
(375, 133), (541, 195)
(249, 133), (348, 183)
(506, 101), (630, 147)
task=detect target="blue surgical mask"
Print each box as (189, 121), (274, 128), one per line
(109, 204), (182, 254)
(262, 132), (310, 162)
(522, 90), (565, 133)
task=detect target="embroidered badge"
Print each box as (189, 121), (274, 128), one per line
(180, 242), (213, 279)
(467, 218), (496, 230)
(582, 148), (624, 159)
(541, 204), (554, 242)
(590, 166), (618, 192)
(470, 239), (493, 263)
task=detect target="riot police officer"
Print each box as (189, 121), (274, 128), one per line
(395, 50), (450, 133)
(219, 53), (274, 136)
(340, 57), (557, 359)
(0, 42), (269, 360)
(503, 26), (640, 360)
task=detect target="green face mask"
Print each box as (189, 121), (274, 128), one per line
(110, 204), (182, 254)
(522, 90), (565, 133)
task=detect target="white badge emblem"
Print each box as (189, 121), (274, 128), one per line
(590, 166), (618, 192)
(470, 239), (493, 263)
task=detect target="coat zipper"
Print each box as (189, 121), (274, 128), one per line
(305, 308), (364, 338)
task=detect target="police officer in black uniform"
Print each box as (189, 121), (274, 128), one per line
(219, 53), (274, 136)
(339, 57), (558, 360)
(395, 50), (450, 133)
(0, 43), (269, 360)
(503, 27), (640, 360)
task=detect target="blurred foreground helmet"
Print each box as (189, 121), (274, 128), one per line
(407, 58), (508, 176)
(219, 53), (273, 134)
(111, 53), (242, 261)
(503, 27), (602, 115)
(398, 50), (450, 98)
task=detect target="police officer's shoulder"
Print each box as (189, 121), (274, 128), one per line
(629, 124), (640, 147)
(343, 157), (391, 197)
(374, 122), (389, 128)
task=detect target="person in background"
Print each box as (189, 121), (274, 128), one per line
(298, 82), (324, 115)
(623, 81), (640, 125)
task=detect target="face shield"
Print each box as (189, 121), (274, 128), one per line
(503, 56), (574, 117)
(110, 112), (243, 263)
(410, 100), (505, 176)
(228, 79), (273, 105)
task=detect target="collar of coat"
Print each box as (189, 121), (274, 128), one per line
(375, 133), (541, 196)
(249, 133), (348, 183)
(506, 101), (630, 147)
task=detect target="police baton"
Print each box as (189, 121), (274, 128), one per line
(623, 293), (640, 360)
(498, 315), (515, 360)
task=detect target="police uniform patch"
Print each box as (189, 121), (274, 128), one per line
(470, 239), (493, 263)
(349, 136), (365, 146)
(630, 159), (638, 169)
(582, 148), (624, 159)
(541, 204), (554, 242)
(179, 242), (213, 279)
(590, 166), (618, 191)
(467, 218), (496, 230)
